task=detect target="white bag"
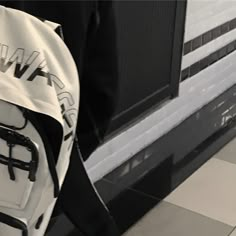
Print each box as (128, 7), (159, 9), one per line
(0, 6), (79, 236)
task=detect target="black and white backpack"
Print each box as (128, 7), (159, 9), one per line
(0, 6), (79, 236)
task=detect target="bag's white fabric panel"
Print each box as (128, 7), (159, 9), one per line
(0, 6), (79, 236)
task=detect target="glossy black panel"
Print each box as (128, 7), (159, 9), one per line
(107, 188), (159, 234)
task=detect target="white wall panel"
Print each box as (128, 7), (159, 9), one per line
(185, 0), (236, 41)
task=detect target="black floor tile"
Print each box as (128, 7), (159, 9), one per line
(212, 26), (221, 39)
(190, 61), (200, 76)
(181, 67), (189, 81)
(202, 31), (212, 45)
(208, 51), (218, 65)
(199, 57), (209, 70)
(192, 35), (202, 50)
(221, 22), (229, 34)
(230, 18), (236, 30)
(218, 46), (227, 59)
(227, 41), (235, 53)
(184, 41), (192, 55)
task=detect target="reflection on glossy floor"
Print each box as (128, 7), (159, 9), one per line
(124, 138), (236, 236)
(47, 137), (236, 236)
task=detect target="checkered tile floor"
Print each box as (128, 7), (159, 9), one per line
(124, 138), (236, 236)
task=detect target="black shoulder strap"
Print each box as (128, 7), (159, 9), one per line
(52, 139), (120, 236)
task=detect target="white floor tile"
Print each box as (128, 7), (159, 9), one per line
(214, 137), (236, 164)
(123, 201), (232, 236)
(229, 228), (236, 236)
(165, 158), (236, 226)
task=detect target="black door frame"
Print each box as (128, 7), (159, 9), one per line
(107, 0), (187, 138)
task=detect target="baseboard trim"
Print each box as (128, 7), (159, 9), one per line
(95, 85), (236, 233)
